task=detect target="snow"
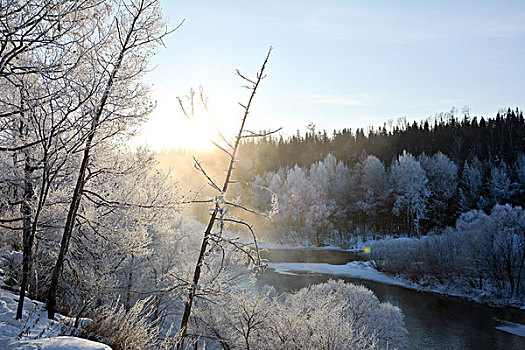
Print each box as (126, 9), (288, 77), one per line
(0, 287), (111, 350)
(495, 319), (525, 338)
(267, 257), (525, 309)
(266, 261), (411, 288)
(5, 337), (111, 350)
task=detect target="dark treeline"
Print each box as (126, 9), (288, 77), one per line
(240, 107), (525, 173)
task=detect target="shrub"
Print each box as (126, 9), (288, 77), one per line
(83, 297), (159, 350)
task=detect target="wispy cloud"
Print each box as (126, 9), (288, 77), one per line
(272, 3), (525, 44)
(303, 94), (372, 107)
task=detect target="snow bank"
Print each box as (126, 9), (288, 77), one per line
(266, 261), (411, 288)
(0, 287), (111, 349)
(5, 336), (111, 349)
(267, 260), (525, 309)
(495, 319), (525, 338)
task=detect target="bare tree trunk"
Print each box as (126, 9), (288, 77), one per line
(46, 31), (132, 319)
(46, 129), (91, 319)
(177, 209), (218, 347)
(125, 254), (134, 312)
(16, 154), (34, 319)
(176, 48), (272, 350)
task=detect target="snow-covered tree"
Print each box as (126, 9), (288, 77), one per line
(390, 151), (429, 237)
(268, 280), (407, 349)
(356, 155), (390, 237)
(193, 279), (407, 350)
(458, 157), (484, 212)
(308, 154), (351, 244)
(488, 161), (513, 206)
(254, 154), (351, 245)
(0, 0), (118, 320)
(46, 0), (170, 319)
(419, 152), (458, 227)
(373, 204), (525, 301)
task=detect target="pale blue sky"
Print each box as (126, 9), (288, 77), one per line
(137, 0), (525, 150)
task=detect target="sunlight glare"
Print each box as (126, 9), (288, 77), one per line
(134, 85), (240, 151)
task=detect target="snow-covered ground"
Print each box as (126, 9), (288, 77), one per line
(0, 287), (111, 349)
(267, 261), (410, 287)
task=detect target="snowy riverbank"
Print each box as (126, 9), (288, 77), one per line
(267, 259), (525, 340)
(267, 261), (409, 287)
(267, 256), (525, 310)
(0, 287), (111, 349)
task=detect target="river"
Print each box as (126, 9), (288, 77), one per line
(256, 248), (525, 350)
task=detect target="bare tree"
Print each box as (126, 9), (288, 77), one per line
(176, 47), (273, 349)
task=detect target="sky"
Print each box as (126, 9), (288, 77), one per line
(133, 0), (525, 150)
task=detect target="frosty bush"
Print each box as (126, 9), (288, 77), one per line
(83, 297), (160, 350)
(269, 280), (407, 350)
(199, 280), (407, 350)
(371, 204), (525, 303)
(370, 238), (425, 279)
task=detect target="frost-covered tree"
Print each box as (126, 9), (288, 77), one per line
(356, 155), (390, 237)
(254, 154), (351, 245)
(489, 205), (525, 296)
(419, 152), (458, 227)
(281, 165), (312, 240)
(488, 161), (513, 206)
(308, 154), (351, 244)
(458, 157), (484, 212)
(55, 149), (180, 321)
(46, 0), (170, 319)
(0, 0), (119, 320)
(450, 205), (525, 298)
(372, 204), (525, 302)
(268, 280), (407, 349)
(390, 151), (429, 237)
(175, 49), (272, 349)
(193, 279), (407, 350)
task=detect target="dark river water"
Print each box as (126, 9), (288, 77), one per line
(257, 248), (525, 350)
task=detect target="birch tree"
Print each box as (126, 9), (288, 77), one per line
(46, 0), (170, 319)
(0, 0), (111, 320)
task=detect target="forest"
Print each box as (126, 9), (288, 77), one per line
(159, 109), (524, 242)
(155, 107), (525, 308)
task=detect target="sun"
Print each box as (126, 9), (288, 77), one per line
(177, 112), (234, 151)
(133, 85), (240, 151)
